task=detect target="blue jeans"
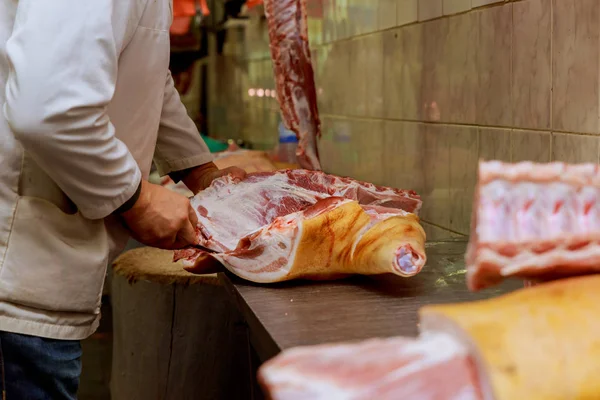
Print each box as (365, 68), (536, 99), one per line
(0, 331), (81, 400)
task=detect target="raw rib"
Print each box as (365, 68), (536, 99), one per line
(466, 160), (600, 291)
(264, 0), (322, 171)
(258, 334), (483, 400)
(173, 169), (425, 283)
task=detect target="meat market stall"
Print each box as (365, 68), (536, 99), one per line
(116, 0), (600, 395)
(113, 159), (600, 399)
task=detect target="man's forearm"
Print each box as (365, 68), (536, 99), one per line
(171, 162), (219, 194)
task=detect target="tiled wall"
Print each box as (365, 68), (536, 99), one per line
(207, 0), (600, 239)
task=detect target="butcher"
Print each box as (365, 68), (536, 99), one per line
(0, 1), (244, 398)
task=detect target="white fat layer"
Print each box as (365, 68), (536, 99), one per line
(263, 369), (352, 400)
(181, 258), (195, 268)
(191, 171), (419, 252)
(218, 220), (303, 283)
(261, 333), (476, 400)
(361, 333), (468, 389)
(478, 180), (600, 243)
(475, 246), (600, 275)
(191, 173), (321, 250)
(452, 387), (482, 400)
(217, 199), (356, 282)
(362, 206), (409, 220)
(477, 180), (511, 242)
(420, 317), (495, 400)
(479, 161), (600, 186)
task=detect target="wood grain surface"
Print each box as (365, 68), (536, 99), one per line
(111, 256), (251, 400)
(221, 240), (523, 361)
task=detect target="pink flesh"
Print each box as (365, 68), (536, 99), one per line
(184, 169), (421, 252)
(207, 197), (348, 282)
(396, 245), (422, 275)
(467, 160), (600, 291)
(173, 170), (423, 283)
(264, 0), (322, 171)
(258, 334), (483, 400)
(213, 197), (425, 281)
(175, 197), (425, 282)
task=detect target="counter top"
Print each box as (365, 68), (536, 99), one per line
(220, 240), (522, 361)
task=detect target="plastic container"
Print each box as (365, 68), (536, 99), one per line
(276, 121), (298, 164)
(200, 134), (228, 153)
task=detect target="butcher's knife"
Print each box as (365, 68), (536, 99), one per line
(192, 244), (218, 254)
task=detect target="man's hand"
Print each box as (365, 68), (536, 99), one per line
(182, 162), (246, 194)
(121, 181), (199, 250)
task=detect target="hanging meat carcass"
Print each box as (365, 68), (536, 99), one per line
(263, 0), (322, 171)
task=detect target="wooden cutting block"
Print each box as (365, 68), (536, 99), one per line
(110, 247), (252, 400)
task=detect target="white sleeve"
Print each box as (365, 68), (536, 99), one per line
(3, 0), (144, 220)
(153, 71), (213, 176)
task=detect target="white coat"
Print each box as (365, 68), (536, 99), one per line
(0, 0), (212, 340)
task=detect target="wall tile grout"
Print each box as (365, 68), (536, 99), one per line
(291, 0), (523, 48)
(244, 103), (600, 138)
(213, 0), (597, 237)
(549, 0), (554, 161)
(303, 112), (599, 137)
(510, 0), (514, 159)
(420, 220), (469, 236)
